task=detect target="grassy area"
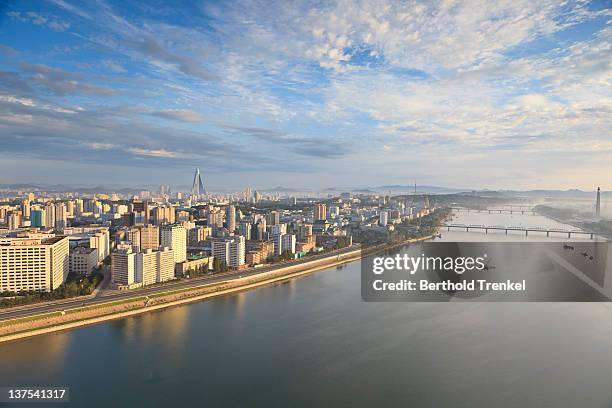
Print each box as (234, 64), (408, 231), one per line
(0, 311), (64, 328)
(64, 297), (147, 316)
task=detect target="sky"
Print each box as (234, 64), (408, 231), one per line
(0, 0), (610, 191)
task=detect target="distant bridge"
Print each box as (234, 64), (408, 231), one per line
(443, 223), (595, 239)
(451, 207), (536, 215)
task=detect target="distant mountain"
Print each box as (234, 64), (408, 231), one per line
(0, 183), (143, 194)
(375, 184), (469, 194)
(318, 185), (470, 194)
(262, 186), (303, 193)
(498, 189), (608, 198)
(1, 183), (608, 198)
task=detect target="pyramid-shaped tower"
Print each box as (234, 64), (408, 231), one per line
(191, 168), (206, 195)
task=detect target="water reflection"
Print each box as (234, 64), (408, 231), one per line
(0, 210), (611, 407)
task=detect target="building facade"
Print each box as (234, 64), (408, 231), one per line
(314, 204), (327, 221)
(160, 224), (187, 264)
(211, 235), (245, 268)
(69, 246), (98, 276)
(0, 236), (69, 292)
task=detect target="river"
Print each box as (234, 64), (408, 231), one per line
(1, 210), (611, 407)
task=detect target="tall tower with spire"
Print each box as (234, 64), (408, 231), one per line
(191, 168), (206, 196)
(596, 187), (601, 217)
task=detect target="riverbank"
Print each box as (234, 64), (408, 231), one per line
(0, 235), (436, 343)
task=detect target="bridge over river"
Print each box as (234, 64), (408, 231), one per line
(443, 223), (595, 239)
(451, 207), (536, 215)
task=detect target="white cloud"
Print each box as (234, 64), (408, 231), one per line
(4, 0), (610, 188)
(125, 147), (181, 158)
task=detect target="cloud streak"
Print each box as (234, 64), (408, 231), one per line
(0, 0), (609, 189)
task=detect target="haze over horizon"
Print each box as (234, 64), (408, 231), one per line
(1, 0), (610, 190)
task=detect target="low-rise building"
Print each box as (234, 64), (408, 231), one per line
(296, 240), (315, 253)
(246, 240), (274, 262)
(175, 256), (213, 276)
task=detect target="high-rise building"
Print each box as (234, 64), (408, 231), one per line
(238, 222), (251, 240)
(314, 204), (327, 221)
(140, 225), (160, 250)
(111, 245), (137, 287)
(160, 224), (187, 264)
(66, 200), (75, 216)
(8, 211), (22, 230)
(21, 200), (30, 218)
(272, 233), (296, 256)
(92, 200), (103, 215)
(126, 227), (141, 250)
(191, 168), (206, 196)
(132, 200), (150, 224)
(267, 223), (287, 236)
(155, 247), (175, 282)
(596, 187), (601, 217)
(188, 226), (211, 246)
(281, 234), (296, 255)
(75, 198), (84, 215)
(89, 229), (110, 264)
(0, 236), (69, 292)
(266, 210), (280, 226)
(226, 205), (236, 232)
(297, 224), (313, 242)
(135, 247), (175, 286)
(30, 208), (45, 227)
(211, 235), (245, 268)
(55, 202), (67, 231)
(135, 248), (156, 286)
(379, 211), (389, 227)
(207, 210), (224, 228)
(112, 245), (174, 288)
(44, 203), (56, 229)
(252, 222), (266, 241)
(152, 206), (175, 225)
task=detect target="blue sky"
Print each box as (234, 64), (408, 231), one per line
(0, 0), (610, 190)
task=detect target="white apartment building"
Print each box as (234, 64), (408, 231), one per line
(0, 236), (70, 292)
(111, 245), (137, 287)
(273, 233), (297, 256)
(211, 235), (245, 268)
(160, 224), (187, 264)
(112, 245), (175, 289)
(282, 234), (296, 255)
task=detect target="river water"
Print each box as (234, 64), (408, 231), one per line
(1, 211), (611, 407)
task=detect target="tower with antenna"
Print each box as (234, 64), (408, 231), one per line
(596, 187), (601, 218)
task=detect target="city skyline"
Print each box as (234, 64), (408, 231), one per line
(0, 0), (611, 190)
